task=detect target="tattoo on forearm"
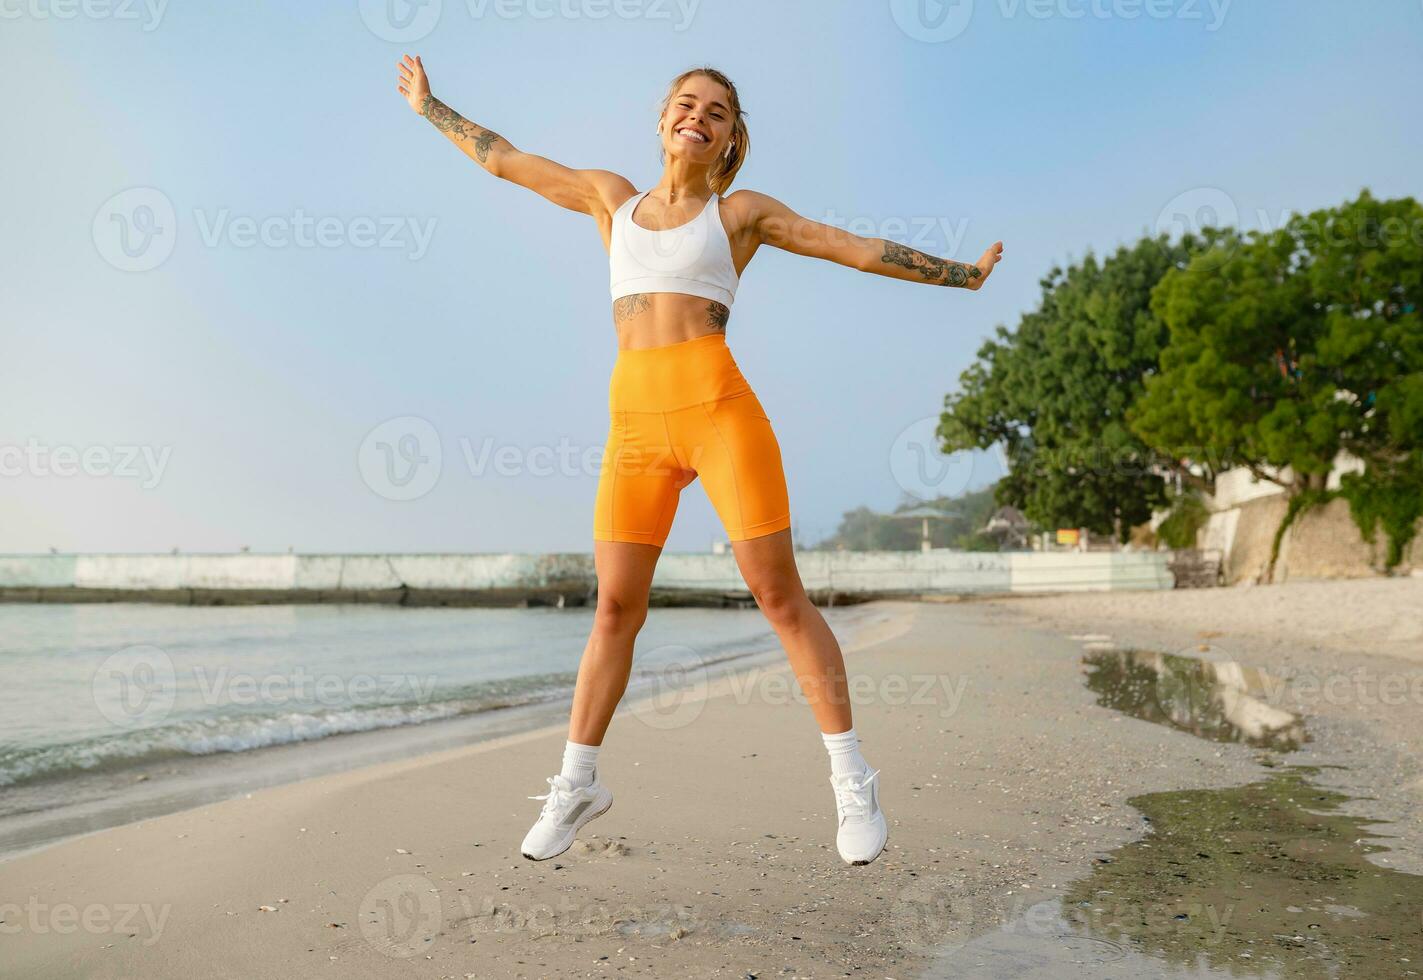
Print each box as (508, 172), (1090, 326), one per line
(613, 294), (651, 324)
(879, 240), (981, 287)
(421, 95), (502, 163)
(706, 301), (729, 331)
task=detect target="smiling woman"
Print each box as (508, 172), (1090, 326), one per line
(395, 54), (1003, 868)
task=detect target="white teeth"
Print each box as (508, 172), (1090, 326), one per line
(676, 128), (707, 143)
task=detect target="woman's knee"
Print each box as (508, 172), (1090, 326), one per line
(749, 579), (809, 627)
(593, 592), (649, 635)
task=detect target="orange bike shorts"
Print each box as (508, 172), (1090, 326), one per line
(594, 332), (792, 548)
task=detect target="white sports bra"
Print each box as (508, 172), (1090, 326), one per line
(609, 190), (740, 308)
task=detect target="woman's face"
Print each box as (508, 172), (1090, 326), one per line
(659, 74), (734, 167)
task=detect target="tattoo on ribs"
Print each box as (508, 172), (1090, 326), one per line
(613, 294), (652, 324)
(880, 240), (981, 287)
(706, 301), (729, 331)
(421, 95), (502, 162)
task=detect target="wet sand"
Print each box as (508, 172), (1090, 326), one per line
(2, 588), (1420, 978)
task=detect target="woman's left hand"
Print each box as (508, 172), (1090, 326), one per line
(966, 241), (1004, 290)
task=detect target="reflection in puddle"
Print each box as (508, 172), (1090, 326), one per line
(923, 768), (1423, 978)
(1081, 649), (1306, 751)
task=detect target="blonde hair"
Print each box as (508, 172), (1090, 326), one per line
(658, 66), (749, 195)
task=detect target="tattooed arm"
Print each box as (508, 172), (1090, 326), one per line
(396, 54), (633, 217)
(735, 190), (1003, 291)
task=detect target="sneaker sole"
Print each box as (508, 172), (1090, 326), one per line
(847, 830), (889, 867)
(521, 794), (614, 862)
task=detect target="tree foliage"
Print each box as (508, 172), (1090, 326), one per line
(1130, 191), (1423, 565)
(939, 191), (1421, 567)
(813, 486), (999, 552)
(939, 235), (1211, 539)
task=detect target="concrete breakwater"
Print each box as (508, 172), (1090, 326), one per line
(0, 551), (1173, 607)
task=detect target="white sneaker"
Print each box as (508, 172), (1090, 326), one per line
(830, 766), (888, 865)
(520, 770), (614, 861)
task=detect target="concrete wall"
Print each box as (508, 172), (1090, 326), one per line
(0, 550), (1172, 598)
(1199, 466), (1418, 584)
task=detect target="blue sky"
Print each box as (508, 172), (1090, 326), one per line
(3, 0), (1420, 554)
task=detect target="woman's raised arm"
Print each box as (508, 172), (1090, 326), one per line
(397, 55), (633, 219)
(739, 189), (1003, 291)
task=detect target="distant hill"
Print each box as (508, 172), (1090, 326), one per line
(810, 485), (1002, 552)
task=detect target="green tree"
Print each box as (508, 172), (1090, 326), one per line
(940, 235), (1213, 540)
(814, 486), (999, 551)
(1131, 191), (1423, 567)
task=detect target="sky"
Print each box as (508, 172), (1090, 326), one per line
(3, 0), (1420, 555)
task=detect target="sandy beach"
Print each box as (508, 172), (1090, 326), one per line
(3, 581), (1421, 978)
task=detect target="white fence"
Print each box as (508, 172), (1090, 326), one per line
(0, 550), (1173, 597)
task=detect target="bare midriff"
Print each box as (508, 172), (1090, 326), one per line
(612, 292), (731, 351)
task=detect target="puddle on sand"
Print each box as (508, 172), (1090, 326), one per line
(1081, 649), (1306, 751)
(923, 766), (1423, 979)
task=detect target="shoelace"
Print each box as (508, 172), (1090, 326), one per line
(830, 767), (879, 821)
(528, 776), (576, 820)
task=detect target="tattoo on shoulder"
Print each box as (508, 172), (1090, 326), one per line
(613, 294), (651, 324)
(880, 240), (981, 287)
(706, 302), (729, 331)
(421, 95), (502, 163)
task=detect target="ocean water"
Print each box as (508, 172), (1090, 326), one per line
(0, 602), (877, 856)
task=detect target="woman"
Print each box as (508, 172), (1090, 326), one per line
(396, 57), (1003, 867)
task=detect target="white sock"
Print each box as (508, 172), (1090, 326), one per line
(821, 726), (869, 777)
(560, 739), (600, 787)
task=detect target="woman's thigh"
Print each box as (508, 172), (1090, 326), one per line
(680, 392), (792, 543)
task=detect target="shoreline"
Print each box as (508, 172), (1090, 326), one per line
(0, 602), (899, 863)
(2, 585), (1418, 977)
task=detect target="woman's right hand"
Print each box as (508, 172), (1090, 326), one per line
(396, 54), (431, 115)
